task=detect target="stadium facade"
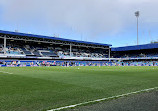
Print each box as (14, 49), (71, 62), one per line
(0, 30), (158, 67)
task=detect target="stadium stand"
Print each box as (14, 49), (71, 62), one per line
(0, 30), (111, 60)
(0, 30), (158, 67)
(111, 43), (158, 58)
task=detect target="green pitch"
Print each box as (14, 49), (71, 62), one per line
(0, 66), (158, 111)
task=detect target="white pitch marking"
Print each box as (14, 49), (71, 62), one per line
(0, 71), (13, 74)
(47, 87), (158, 111)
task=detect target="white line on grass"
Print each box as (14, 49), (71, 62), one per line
(0, 71), (13, 74)
(47, 87), (158, 111)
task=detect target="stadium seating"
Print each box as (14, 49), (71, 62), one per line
(33, 51), (41, 57)
(41, 51), (58, 57)
(22, 48), (32, 55)
(1, 41), (158, 59)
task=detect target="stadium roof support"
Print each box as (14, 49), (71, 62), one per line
(109, 48), (111, 61)
(70, 44), (72, 57)
(4, 36), (6, 55)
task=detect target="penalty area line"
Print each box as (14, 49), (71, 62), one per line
(47, 87), (158, 111)
(0, 71), (13, 74)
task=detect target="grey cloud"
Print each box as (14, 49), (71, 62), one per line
(0, 0), (158, 38)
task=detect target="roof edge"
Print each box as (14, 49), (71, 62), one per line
(0, 30), (112, 47)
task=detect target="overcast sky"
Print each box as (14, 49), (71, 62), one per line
(0, 0), (158, 47)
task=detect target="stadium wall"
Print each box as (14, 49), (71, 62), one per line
(0, 60), (158, 67)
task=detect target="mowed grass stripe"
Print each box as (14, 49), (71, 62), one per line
(0, 66), (158, 111)
(0, 74), (103, 111)
(0, 71), (13, 74)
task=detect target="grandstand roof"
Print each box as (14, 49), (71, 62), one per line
(0, 30), (112, 46)
(111, 43), (158, 51)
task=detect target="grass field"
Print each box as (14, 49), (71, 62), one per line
(0, 66), (158, 111)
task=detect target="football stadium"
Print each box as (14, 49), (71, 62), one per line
(0, 30), (158, 111)
(1, 0), (158, 111)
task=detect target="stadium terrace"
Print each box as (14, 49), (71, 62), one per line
(0, 30), (158, 67)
